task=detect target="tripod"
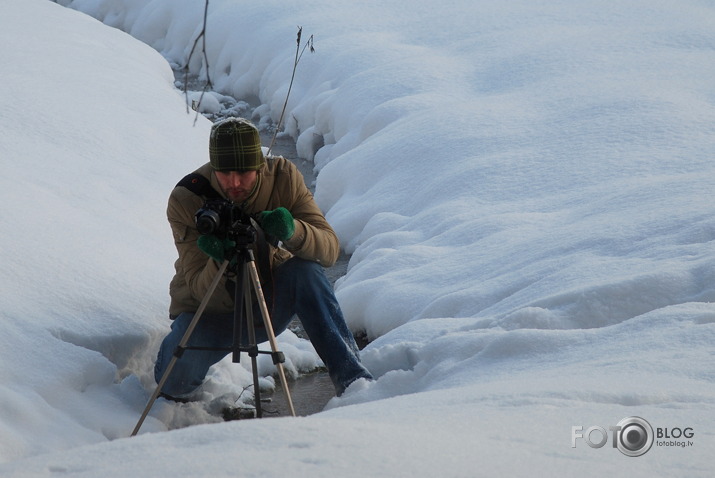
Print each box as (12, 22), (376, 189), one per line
(131, 225), (295, 437)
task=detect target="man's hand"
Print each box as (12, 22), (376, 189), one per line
(259, 207), (295, 241)
(197, 235), (236, 263)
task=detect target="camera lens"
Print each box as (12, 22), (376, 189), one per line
(196, 209), (221, 235)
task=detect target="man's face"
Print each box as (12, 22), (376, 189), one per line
(214, 170), (258, 203)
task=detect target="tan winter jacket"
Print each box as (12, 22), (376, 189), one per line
(167, 157), (339, 317)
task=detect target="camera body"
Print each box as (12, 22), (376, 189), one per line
(195, 199), (255, 243)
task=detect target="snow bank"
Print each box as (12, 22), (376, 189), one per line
(62, 0), (715, 339)
(0, 0), (320, 461)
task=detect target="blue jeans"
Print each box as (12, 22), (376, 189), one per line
(155, 257), (372, 397)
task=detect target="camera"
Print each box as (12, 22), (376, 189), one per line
(195, 199), (232, 235)
(194, 199), (254, 241)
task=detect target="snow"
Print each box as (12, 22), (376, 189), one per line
(1, 0), (714, 475)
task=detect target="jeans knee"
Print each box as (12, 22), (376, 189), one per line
(280, 257), (322, 276)
(274, 258), (327, 298)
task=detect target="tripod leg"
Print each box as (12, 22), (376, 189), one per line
(242, 270), (263, 418)
(131, 259), (231, 437)
(246, 260), (296, 417)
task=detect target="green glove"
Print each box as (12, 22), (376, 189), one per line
(259, 207), (295, 241)
(197, 235), (236, 263)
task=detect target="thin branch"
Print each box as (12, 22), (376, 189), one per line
(182, 0), (212, 125)
(266, 26), (315, 155)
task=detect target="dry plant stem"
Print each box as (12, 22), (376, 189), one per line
(183, 0), (212, 124)
(267, 27), (315, 155)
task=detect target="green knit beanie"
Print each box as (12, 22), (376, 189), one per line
(209, 118), (265, 171)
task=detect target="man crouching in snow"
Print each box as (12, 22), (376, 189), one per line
(154, 117), (372, 400)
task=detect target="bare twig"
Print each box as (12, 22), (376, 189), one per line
(182, 0), (212, 124)
(234, 383), (254, 403)
(266, 26), (315, 155)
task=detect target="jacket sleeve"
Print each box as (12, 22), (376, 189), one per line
(167, 188), (232, 308)
(279, 164), (340, 267)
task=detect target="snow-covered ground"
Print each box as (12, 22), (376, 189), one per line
(1, 0), (714, 475)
